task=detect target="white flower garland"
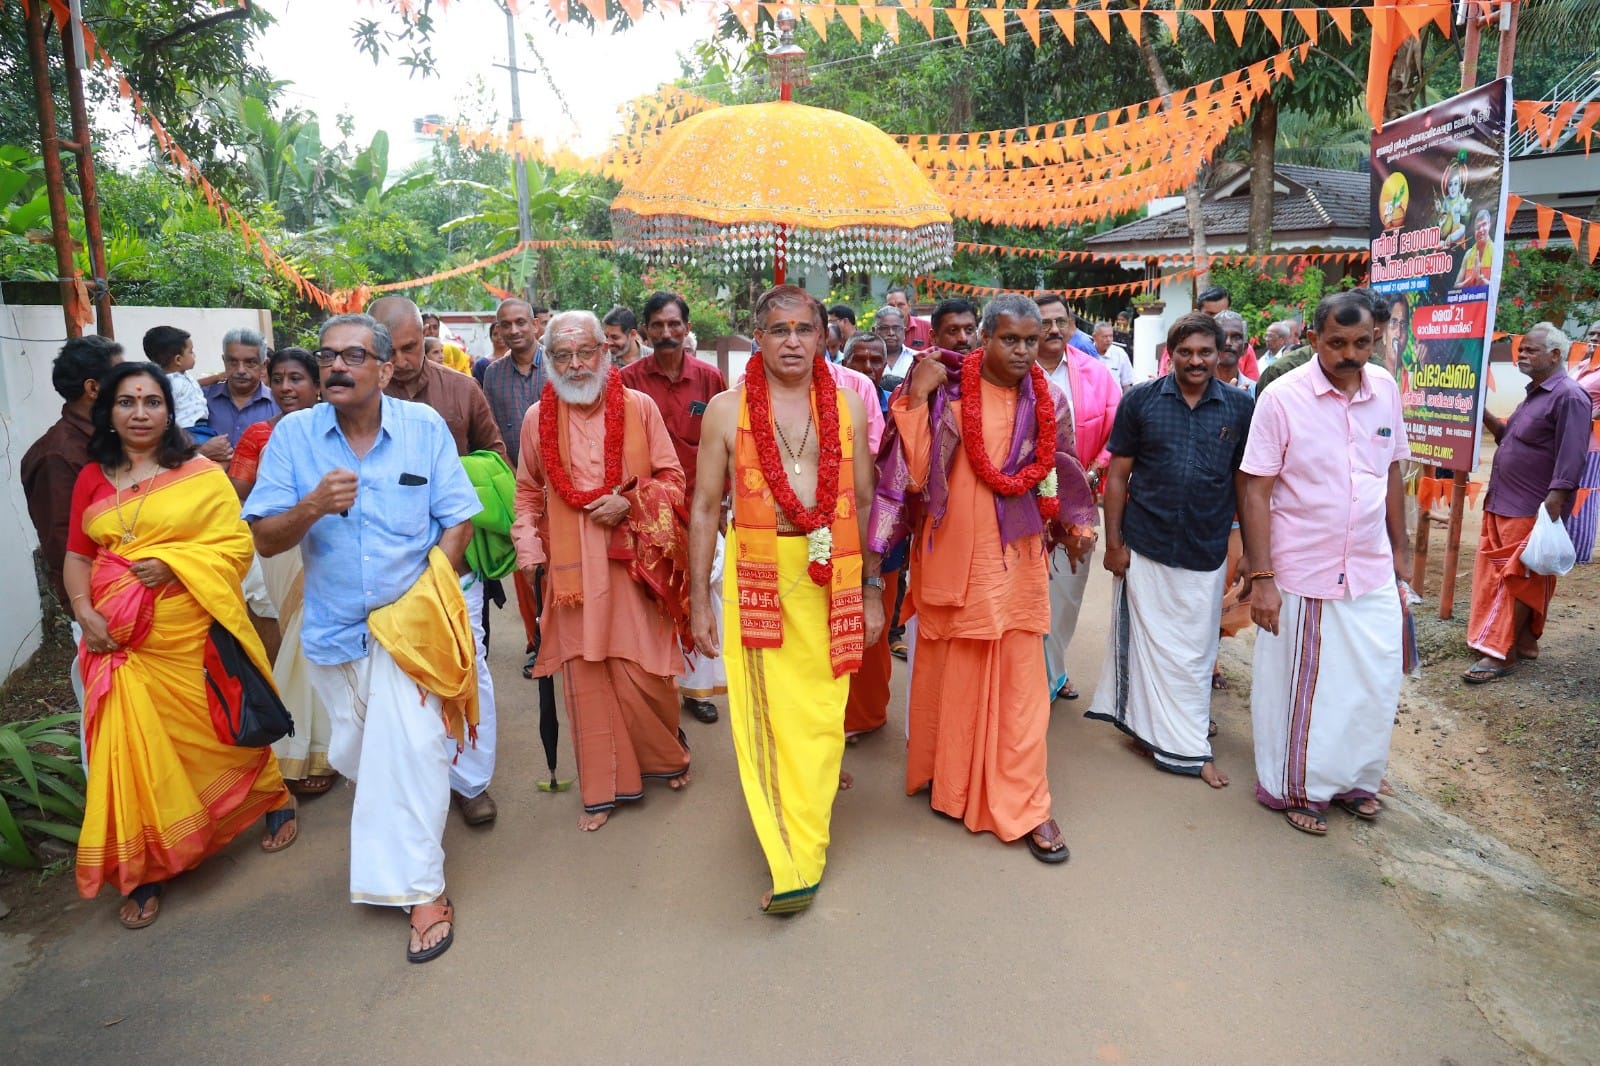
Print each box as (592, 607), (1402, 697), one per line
(1038, 468), (1058, 500)
(806, 525), (833, 564)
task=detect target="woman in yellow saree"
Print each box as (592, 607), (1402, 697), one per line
(63, 363), (294, 929)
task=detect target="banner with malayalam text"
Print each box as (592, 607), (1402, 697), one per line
(1370, 78), (1511, 473)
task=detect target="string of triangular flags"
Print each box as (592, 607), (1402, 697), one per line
(954, 242), (1371, 268)
(1511, 100), (1600, 154)
(1504, 195), (1600, 263)
(527, 0), (1454, 52)
(917, 268), (1209, 301)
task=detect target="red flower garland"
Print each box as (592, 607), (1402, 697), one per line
(744, 353), (842, 586)
(539, 369), (626, 509)
(959, 352), (1062, 523)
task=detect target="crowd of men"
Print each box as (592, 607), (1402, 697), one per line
(20, 282), (1597, 959)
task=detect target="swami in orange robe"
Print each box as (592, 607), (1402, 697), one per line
(511, 382), (691, 825)
(868, 343), (1096, 853)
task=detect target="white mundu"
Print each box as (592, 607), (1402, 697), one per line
(306, 643), (451, 906)
(1251, 579), (1401, 811)
(1087, 549), (1225, 775)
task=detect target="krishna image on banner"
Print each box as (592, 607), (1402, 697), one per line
(1369, 78), (1511, 474)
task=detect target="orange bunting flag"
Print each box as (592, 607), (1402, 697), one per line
(1291, 7), (1318, 44)
(1016, 6), (1041, 46)
(1049, 7), (1075, 43)
(1588, 222), (1600, 265)
(1187, 8), (1215, 41)
(1535, 203), (1555, 246)
(1117, 7), (1143, 41)
(978, 0), (1008, 43)
(1222, 8), (1248, 45)
(1085, 6), (1113, 42)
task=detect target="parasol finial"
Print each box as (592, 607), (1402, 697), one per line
(765, 7), (810, 93)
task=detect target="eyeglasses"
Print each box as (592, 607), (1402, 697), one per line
(873, 323), (905, 334)
(757, 324), (819, 343)
(313, 346), (379, 367)
(549, 345), (604, 368)
(1039, 316), (1072, 330)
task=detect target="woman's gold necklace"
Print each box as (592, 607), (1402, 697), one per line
(112, 462), (158, 544)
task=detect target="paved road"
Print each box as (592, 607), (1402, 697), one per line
(0, 563), (1517, 1064)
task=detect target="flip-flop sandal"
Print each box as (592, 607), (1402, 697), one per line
(1025, 819), (1071, 864)
(1058, 681), (1080, 701)
(1284, 807), (1328, 836)
(889, 640), (909, 660)
(289, 774), (336, 796)
(1334, 797), (1383, 820)
(119, 883), (163, 930)
(1462, 663), (1515, 684)
(407, 897), (455, 963)
(260, 806), (297, 853)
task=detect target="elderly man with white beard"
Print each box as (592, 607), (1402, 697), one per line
(511, 311), (693, 831)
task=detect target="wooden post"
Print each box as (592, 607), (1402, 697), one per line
(24, 0), (83, 340)
(61, 14), (113, 338)
(1412, 500), (1432, 597)
(1437, 471), (1469, 619)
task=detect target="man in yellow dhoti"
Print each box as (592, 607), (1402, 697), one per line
(691, 285), (881, 915)
(511, 311), (694, 832)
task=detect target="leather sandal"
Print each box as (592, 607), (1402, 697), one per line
(407, 896), (455, 963)
(1025, 819), (1070, 864)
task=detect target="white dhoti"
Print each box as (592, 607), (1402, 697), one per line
(306, 642), (451, 907)
(1251, 579), (1402, 812)
(1087, 550), (1224, 775)
(241, 554), (277, 619)
(448, 574), (496, 798)
(680, 530), (727, 699)
(262, 549), (334, 781)
(1043, 545), (1092, 698)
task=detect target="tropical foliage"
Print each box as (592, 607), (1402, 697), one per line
(0, 714), (86, 869)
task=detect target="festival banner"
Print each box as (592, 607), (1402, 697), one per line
(1370, 79), (1512, 473)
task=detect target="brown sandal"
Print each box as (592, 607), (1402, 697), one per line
(1025, 819), (1071, 864)
(407, 896), (455, 963)
(288, 774), (336, 796)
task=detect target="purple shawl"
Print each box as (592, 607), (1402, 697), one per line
(866, 347), (1098, 554)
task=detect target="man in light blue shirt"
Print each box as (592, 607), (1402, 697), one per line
(245, 312), (479, 965)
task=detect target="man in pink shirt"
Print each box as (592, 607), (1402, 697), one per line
(1035, 292), (1119, 702)
(1239, 290), (1411, 836)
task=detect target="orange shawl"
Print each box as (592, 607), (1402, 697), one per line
(545, 391), (692, 647)
(733, 384), (864, 678)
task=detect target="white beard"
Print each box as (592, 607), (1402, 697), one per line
(550, 361), (608, 407)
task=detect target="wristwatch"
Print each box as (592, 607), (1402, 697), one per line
(863, 576), (884, 589)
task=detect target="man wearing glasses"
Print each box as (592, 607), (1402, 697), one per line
(875, 305), (914, 379)
(510, 311), (693, 832)
(691, 285), (879, 914)
(245, 313), (482, 964)
(205, 327), (279, 447)
(622, 292), (729, 724)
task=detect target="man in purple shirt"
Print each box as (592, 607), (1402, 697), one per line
(1464, 323), (1592, 683)
(204, 328), (280, 446)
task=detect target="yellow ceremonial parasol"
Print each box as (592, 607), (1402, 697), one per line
(611, 12), (952, 281)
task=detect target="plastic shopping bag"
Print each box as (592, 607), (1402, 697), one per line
(1520, 506), (1576, 577)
